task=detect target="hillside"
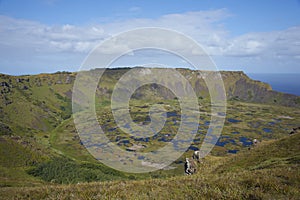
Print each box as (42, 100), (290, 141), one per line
(0, 68), (300, 192)
(0, 68), (299, 136)
(1, 133), (299, 199)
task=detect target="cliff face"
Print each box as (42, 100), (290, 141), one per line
(0, 68), (299, 130)
(1, 68), (299, 115)
(220, 71), (299, 107)
(104, 68), (299, 107)
(1, 67), (298, 141)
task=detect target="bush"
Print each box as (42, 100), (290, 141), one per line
(27, 157), (126, 184)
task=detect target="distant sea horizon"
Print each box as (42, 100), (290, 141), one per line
(247, 73), (300, 96)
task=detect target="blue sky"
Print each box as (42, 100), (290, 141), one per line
(0, 0), (300, 74)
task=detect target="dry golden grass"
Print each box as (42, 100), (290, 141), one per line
(1, 134), (299, 200)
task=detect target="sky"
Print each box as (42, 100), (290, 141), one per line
(0, 0), (300, 75)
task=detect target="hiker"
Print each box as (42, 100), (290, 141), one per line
(184, 158), (197, 175)
(192, 150), (202, 163)
(253, 138), (259, 146)
(185, 158), (193, 175)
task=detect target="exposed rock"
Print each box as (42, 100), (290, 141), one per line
(0, 123), (12, 135)
(126, 144), (146, 152)
(16, 78), (29, 83)
(65, 75), (74, 84)
(23, 85), (29, 90)
(1, 82), (10, 87)
(1, 81), (11, 94)
(290, 127), (300, 134)
(2, 96), (12, 105)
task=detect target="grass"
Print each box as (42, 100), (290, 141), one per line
(0, 136), (49, 187)
(27, 157), (128, 184)
(49, 117), (97, 163)
(1, 69), (300, 199)
(217, 133), (300, 172)
(1, 134), (299, 199)
(2, 93), (299, 188)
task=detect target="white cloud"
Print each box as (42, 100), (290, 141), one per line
(223, 34), (268, 57)
(221, 27), (300, 59)
(0, 10), (230, 55)
(129, 6), (141, 12)
(0, 15), (108, 54)
(0, 9), (300, 74)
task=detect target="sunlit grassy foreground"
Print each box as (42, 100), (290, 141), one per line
(1, 133), (299, 200)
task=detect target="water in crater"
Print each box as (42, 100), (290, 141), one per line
(228, 118), (242, 123)
(239, 137), (252, 146)
(263, 128), (272, 133)
(228, 149), (239, 154)
(188, 146), (199, 151)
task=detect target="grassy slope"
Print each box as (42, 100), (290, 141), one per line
(0, 133), (299, 199)
(0, 136), (49, 187)
(1, 99), (298, 189)
(1, 70), (300, 197)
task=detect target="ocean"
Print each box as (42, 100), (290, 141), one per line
(247, 73), (300, 96)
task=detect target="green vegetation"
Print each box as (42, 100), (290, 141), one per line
(0, 136), (49, 187)
(1, 134), (299, 199)
(0, 68), (300, 199)
(27, 157), (127, 184)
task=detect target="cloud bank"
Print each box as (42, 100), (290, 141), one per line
(0, 9), (299, 74)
